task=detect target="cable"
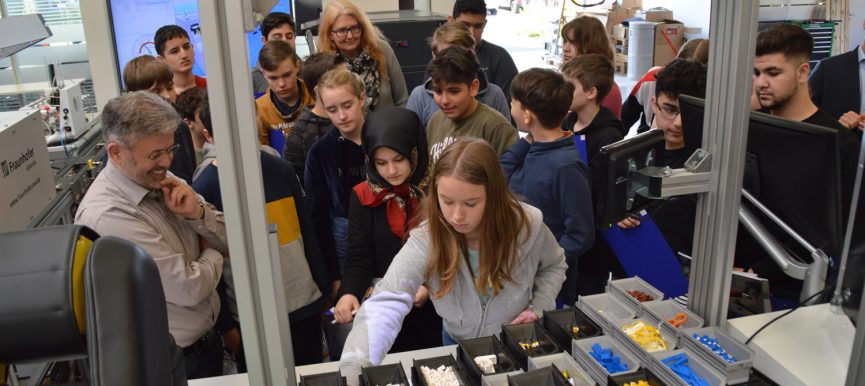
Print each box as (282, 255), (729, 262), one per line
(744, 287), (832, 345)
(570, 0), (606, 7)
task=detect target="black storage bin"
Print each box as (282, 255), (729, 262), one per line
(300, 371), (347, 386)
(543, 308), (602, 354)
(608, 368), (667, 386)
(500, 321), (562, 370)
(507, 364), (570, 386)
(458, 335), (519, 383)
(412, 354), (470, 386)
(360, 363), (408, 386)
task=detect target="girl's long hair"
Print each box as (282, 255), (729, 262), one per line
(425, 138), (528, 298)
(561, 16), (614, 62)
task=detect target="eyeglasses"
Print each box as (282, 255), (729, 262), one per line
(331, 25), (361, 38)
(143, 143), (180, 161)
(655, 102), (681, 121)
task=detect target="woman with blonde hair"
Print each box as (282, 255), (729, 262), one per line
(561, 15), (622, 120)
(317, 0), (408, 110)
(338, 138), (567, 381)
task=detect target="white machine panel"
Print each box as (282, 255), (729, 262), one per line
(0, 110), (56, 232)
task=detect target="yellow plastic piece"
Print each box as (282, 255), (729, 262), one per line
(622, 320), (668, 352)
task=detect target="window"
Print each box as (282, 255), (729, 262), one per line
(6, 0), (82, 26)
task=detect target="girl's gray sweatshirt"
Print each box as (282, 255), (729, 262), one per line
(338, 202), (567, 384)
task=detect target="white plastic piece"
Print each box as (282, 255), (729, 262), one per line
(420, 365), (461, 386)
(474, 354), (498, 375)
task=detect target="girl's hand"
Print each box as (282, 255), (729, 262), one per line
(509, 307), (539, 324)
(414, 285), (430, 308)
(334, 294), (360, 324)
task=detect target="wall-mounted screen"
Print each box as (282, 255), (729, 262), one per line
(107, 0), (291, 89)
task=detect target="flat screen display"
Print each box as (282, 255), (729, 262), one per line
(107, 0), (291, 88)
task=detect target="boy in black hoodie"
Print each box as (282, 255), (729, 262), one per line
(561, 54), (623, 197)
(561, 54), (626, 296)
(282, 52), (345, 183)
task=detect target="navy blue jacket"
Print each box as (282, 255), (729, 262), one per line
(810, 47), (862, 121)
(501, 135), (595, 305)
(304, 127), (367, 281)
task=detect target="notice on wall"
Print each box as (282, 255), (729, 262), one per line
(0, 110), (56, 232)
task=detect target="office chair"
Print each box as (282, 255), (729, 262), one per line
(0, 225), (186, 386)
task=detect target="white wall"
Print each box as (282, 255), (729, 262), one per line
(850, 1), (865, 51)
(431, 0), (455, 16)
(642, 0), (712, 38)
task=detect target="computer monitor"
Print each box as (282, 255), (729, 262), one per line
(106, 0), (292, 89)
(678, 95), (844, 262)
(595, 129), (666, 228)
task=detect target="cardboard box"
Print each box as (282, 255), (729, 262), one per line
(575, 8), (641, 37)
(653, 22), (684, 66)
(643, 8), (673, 22)
(572, 0), (642, 36)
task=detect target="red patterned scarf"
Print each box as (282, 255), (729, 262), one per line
(353, 181), (419, 240)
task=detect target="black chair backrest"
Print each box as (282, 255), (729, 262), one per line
(0, 225), (185, 386)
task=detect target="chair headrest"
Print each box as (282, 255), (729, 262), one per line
(0, 225), (98, 363)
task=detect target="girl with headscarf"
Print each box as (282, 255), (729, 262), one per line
(332, 107), (442, 352)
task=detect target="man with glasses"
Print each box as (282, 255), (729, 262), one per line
(624, 58), (708, 256)
(75, 91), (229, 379)
(123, 55), (198, 184)
(449, 0), (518, 103)
(650, 58), (707, 169)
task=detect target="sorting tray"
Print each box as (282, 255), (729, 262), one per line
(481, 370), (524, 386)
(528, 352), (594, 386)
(650, 349), (726, 386)
(299, 371), (347, 386)
(609, 277), (665, 310)
(609, 318), (677, 362)
(412, 354), (471, 386)
(458, 335), (520, 384)
(572, 335), (641, 386)
(640, 300), (705, 339)
(360, 362), (408, 386)
(608, 367), (668, 386)
(500, 321), (562, 370)
(543, 308), (603, 354)
(507, 364), (571, 386)
(679, 326), (755, 384)
(578, 293), (637, 332)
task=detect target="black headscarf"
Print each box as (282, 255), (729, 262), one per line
(361, 107), (429, 190)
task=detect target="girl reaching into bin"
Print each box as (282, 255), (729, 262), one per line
(332, 106), (442, 352)
(338, 137), (567, 383)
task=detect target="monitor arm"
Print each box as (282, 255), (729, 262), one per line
(738, 189), (828, 304)
(627, 148), (828, 304)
